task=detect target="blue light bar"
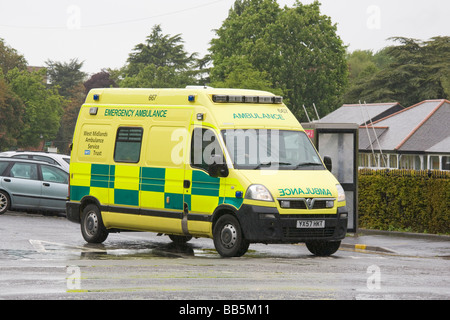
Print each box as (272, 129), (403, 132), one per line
(212, 95), (283, 104)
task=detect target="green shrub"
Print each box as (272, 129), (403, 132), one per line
(358, 169), (450, 234)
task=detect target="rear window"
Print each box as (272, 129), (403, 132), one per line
(114, 127), (143, 163)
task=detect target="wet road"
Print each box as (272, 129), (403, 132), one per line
(0, 212), (449, 300)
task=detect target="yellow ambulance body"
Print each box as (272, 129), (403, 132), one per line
(66, 87), (348, 257)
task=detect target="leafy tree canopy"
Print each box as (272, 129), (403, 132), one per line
(46, 58), (86, 98)
(344, 36), (450, 106)
(119, 24), (199, 88)
(209, 0), (348, 120)
(6, 68), (64, 147)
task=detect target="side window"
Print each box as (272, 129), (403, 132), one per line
(41, 165), (68, 184)
(0, 162), (10, 175)
(10, 163), (38, 180)
(114, 127), (143, 163)
(190, 127), (224, 171)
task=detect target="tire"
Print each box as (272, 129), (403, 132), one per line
(80, 204), (108, 243)
(305, 240), (341, 256)
(0, 190), (10, 215)
(213, 214), (249, 257)
(169, 234), (192, 244)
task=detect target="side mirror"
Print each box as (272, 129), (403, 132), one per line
(323, 156), (332, 172)
(207, 155), (229, 178)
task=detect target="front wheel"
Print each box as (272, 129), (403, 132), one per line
(305, 240), (341, 256)
(81, 204), (109, 243)
(213, 214), (249, 257)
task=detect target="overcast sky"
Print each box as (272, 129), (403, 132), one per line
(0, 0), (448, 75)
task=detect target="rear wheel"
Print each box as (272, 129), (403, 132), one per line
(0, 190), (10, 215)
(81, 204), (108, 243)
(305, 240), (341, 256)
(213, 214), (249, 257)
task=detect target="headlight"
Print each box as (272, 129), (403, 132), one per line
(245, 184), (274, 202)
(336, 184), (346, 202)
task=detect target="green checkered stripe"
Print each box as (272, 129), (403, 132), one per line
(70, 164), (243, 210)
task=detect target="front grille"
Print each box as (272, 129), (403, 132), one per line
(282, 227), (335, 239)
(278, 199), (330, 209)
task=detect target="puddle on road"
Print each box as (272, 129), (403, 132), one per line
(17, 239), (224, 261)
(4, 239), (328, 261)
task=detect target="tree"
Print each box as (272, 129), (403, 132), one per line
(0, 75), (25, 150)
(54, 83), (86, 154)
(84, 70), (117, 93)
(344, 37), (450, 106)
(0, 38), (27, 77)
(46, 58), (86, 98)
(209, 0), (348, 120)
(120, 25), (198, 88)
(6, 68), (64, 148)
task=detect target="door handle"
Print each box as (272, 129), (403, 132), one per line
(43, 183), (50, 187)
(4, 178), (11, 182)
(183, 180), (190, 188)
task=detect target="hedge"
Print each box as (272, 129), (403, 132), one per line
(358, 169), (450, 234)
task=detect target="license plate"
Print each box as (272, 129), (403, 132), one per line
(296, 220), (325, 228)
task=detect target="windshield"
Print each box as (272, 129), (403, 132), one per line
(221, 129), (324, 170)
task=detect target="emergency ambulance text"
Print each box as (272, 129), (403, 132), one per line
(104, 108), (167, 118)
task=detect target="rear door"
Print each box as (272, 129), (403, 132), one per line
(5, 162), (41, 209)
(40, 164), (69, 211)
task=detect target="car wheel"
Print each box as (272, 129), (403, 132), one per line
(213, 214), (249, 257)
(305, 240), (341, 256)
(0, 190), (10, 215)
(81, 204), (108, 243)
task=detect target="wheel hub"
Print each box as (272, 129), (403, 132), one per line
(85, 212), (98, 236)
(221, 223), (237, 248)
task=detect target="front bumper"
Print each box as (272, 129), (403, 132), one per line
(236, 204), (348, 243)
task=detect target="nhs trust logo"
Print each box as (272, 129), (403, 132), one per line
(84, 150), (90, 155)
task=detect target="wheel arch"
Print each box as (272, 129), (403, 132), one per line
(211, 204), (239, 230)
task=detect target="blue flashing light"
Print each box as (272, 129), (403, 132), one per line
(235, 191), (243, 198)
(93, 94), (100, 101)
(188, 95), (196, 102)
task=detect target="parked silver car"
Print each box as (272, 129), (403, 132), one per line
(0, 158), (68, 214)
(0, 151), (70, 172)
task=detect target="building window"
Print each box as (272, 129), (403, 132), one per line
(429, 156), (440, 170)
(388, 154), (398, 168)
(443, 156), (450, 171)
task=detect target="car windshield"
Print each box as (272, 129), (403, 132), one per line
(221, 129), (324, 170)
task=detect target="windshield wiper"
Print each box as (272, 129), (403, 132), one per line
(294, 162), (323, 169)
(253, 161), (292, 169)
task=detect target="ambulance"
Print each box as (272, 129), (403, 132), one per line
(66, 87), (348, 257)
